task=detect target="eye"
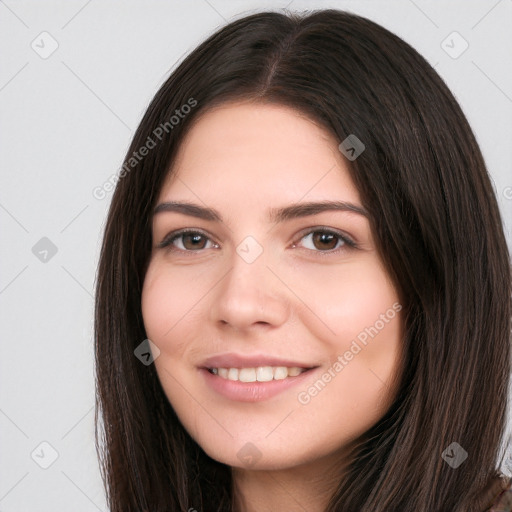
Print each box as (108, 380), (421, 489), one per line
(292, 227), (356, 254)
(157, 227), (357, 255)
(157, 229), (218, 252)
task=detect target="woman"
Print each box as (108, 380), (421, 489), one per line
(94, 9), (512, 511)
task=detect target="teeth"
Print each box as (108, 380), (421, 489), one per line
(209, 366), (306, 382)
(256, 366), (273, 381)
(239, 368), (256, 382)
(274, 366), (288, 380)
(227, 368), (239, 381)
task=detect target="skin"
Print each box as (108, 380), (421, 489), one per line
(141, 100), (404, 511)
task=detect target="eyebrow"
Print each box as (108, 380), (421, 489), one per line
(153, 200), (369, 223)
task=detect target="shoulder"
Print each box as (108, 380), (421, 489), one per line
(485, 475), (512, 512)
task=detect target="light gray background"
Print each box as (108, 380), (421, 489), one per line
(1, 1), (511, 510)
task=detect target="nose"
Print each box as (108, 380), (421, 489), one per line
(209, 243), (290, 331)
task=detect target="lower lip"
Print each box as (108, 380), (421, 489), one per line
(199, 367), (318, 402)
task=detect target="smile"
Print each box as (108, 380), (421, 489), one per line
(208, 366), (306, 382)
(200, 366), (318, 402)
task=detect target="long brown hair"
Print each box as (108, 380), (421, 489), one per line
(94, 9), (511, 511)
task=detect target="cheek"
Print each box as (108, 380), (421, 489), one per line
(140, 260), (217, 402)
(141, 273), (174, 342)
(289, 257), (403, 403)
(282, 256), (401, 344)
(141, 261), (204, 343)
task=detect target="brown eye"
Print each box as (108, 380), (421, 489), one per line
(158, 230), (216, 252)
(181, 233), (208, 250)
(311, 232), (339, 251)
(294, 228), (356, 254)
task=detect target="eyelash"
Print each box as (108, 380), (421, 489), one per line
(157, 227), (357, 256)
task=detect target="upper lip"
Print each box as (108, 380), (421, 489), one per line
(201, 353), (317, 369)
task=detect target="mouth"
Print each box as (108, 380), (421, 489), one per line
(199, 364), (319, 402)
(199, 353), (319, 401)
(206, 366), (312, 382)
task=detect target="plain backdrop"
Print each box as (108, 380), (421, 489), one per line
(1, 1), (511, 510)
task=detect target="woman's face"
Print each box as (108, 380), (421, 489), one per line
(141, 101), (403, 471)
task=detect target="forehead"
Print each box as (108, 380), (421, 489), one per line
(158, 101), (360, 204)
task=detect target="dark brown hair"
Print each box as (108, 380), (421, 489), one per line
(94, 9), (511, 511)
